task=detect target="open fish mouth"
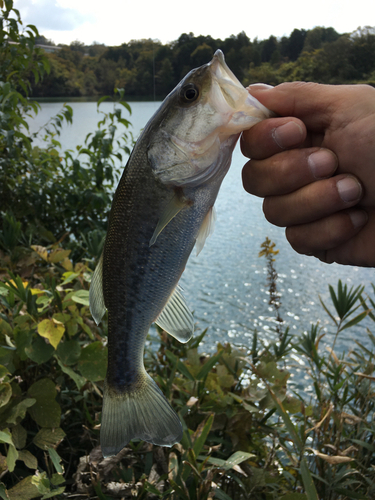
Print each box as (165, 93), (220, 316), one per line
(209, 49), (273, 123)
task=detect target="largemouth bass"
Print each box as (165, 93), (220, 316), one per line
(89, 50), (272, 457)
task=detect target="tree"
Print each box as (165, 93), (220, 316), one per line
(156, 58), (175, 96)
(286, 28), (307, 61)
(303, 27), (340, 52)
(190, 43), (214, 67)
(261, 35), (278, 62)
(350, 28), (375, 78)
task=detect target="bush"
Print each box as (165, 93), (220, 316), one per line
(0, 241), (375, 499)
(0, 1), (133, 261)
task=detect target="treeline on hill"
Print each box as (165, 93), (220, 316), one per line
(32, 26), (375, 99)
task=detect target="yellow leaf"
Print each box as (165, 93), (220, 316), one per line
(37, 319), (65, 349)
(31, 245), (49, 262)
(9, 279), (29, 288)
(48, 248), (71, 264)
(61, 257), (73, 271)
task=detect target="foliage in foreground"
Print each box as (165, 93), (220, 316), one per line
(0, 240), (374, 499)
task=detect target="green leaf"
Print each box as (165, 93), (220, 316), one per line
(193, 414), (214, 458)
(7, 475), (41, 500)
(78, 341), (107, 381)
(11, 424), (27, 449)
(60, 272), (80, 285)
(18, 450), (38, 469)
(206, 451), (255, 470)
(282, 396), (303, 414)
(70, 289), (89, 306)
(41, 487), (66, 499)
(214, 488), (233, 500)
(97, 95), (110, 107)
(332, 488), (368, 499)
(25, 335), (54, 364)
(350, 438), (375, 452)
(56, 357), (86, 390)
(0, 429), (13, 445)
(56, 339), (81, 365)
(319, 295), (338, 326)
(27, 379), (61, 428)
(196, 351), (223, 380)
(0, 319), (12, 336)
(339, 310), (369, 331)
(165, 350), (195, 381)
(51, 473), (65, 486)
(0, 382), (12, 408)
(48, 447), (64, 473)
(268, 388), (303, 452)
(0, 365), (10, 379)
(300, 458), (319, 500)
(0, 483), (8, 500)
(144, 482), (163, 497)
(33, 428), (66, 450)
(6, 398), (36, 425)
(6, 443), (18, 472)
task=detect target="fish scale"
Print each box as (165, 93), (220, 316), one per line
(89, 50), (273, 457)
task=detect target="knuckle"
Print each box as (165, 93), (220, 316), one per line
(263, 197), (285, 226)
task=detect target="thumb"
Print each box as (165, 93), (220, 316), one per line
(247, 82), (340, 131)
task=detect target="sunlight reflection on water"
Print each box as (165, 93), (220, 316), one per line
(28, 101), (375, 395)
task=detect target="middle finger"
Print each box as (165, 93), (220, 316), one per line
(242, 147), (338, 197)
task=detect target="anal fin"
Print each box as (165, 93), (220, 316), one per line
(155, 285), (194, 343)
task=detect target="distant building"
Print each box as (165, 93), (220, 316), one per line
(35, 44), (62, 53)
(7, 41), (62, 53)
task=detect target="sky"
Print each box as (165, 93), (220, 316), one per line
(13, 0), (375, 47)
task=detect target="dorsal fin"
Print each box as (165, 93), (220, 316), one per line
(89, 253), (106, 325)
(155, 285), (194, 343)
(195, 206), (216, 256)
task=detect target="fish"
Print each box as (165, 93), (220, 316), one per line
(89, 49), (273, 458)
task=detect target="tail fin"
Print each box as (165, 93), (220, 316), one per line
(100, 373), (183, 457)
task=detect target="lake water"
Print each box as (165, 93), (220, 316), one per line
(27, 100), (375, 389)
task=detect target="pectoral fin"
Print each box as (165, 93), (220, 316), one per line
(89, 253), (106, 325)
(195, 206), (216, 256)
(150, 191), (189, 246)
(155, 285), (194, 343)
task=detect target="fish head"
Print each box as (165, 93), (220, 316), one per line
(147, 50), (273, 187)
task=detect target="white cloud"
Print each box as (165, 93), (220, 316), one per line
(13, 0), (375, 46)
(14, 0), (95, 32)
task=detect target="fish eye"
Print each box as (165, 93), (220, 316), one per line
(181, 83), (199, 103)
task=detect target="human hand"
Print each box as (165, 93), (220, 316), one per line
(241, 82), (375, 267)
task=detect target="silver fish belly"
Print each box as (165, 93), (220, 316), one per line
(89, 50), (273, 457)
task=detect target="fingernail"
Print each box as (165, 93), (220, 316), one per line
(336, 176), (362, 203)
(308, 149), (337, 179)
(247, 83), (274, 90)
(273, 121), (304, 149)
(349, 210), (368, 228)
